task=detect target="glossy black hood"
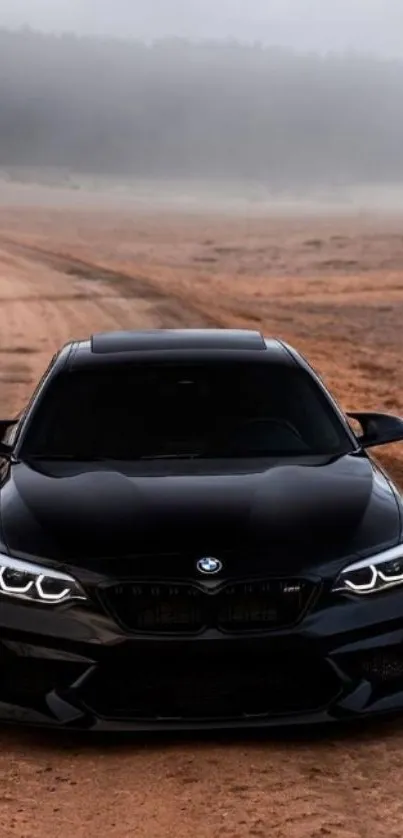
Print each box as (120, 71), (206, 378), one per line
(0, 453), (400, 574)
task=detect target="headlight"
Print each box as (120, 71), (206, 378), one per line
(333, 545), (403, 596)
(0, 553), (87, 605)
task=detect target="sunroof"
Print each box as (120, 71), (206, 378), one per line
(91, 329), (266, 354)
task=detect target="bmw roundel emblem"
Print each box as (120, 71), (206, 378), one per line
(197, 557), (223, 575)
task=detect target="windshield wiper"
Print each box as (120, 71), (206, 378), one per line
(25, 453), (108, 461)
(24, 452), (205, 462)
(135, 453), (204, 460)
(24, 450), (344, 462)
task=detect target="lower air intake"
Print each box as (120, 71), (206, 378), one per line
(341, 647), (403, 685)
(80, 652), (341, 721)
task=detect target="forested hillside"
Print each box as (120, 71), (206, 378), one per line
(1, 28), (403, 185)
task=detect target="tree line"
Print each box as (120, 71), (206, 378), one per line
(1, 28), (403, 185)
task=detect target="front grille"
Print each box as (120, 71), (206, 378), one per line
(101, 578), (316, 635)
(80, 652), (340, 721)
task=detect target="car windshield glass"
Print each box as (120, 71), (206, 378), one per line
(19, 362), (353, 460)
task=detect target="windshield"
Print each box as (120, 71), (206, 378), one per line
(19, 362), (353, 461)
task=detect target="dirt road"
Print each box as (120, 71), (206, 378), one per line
(1, 205), (403, 838)
(0, 235), (218, 416)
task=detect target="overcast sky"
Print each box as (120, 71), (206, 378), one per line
(1, 0), (403, 57)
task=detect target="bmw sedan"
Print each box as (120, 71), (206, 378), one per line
(0, 328), (403, 730)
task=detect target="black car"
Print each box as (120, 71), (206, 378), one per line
(1, 327), (403, 731)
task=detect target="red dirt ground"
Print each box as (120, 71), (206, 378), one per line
(0, 198), (402, 838)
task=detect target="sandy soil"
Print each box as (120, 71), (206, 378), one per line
(0, 197), (403, 837)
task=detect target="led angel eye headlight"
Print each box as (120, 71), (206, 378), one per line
(333, 545), (403, 596)
(0, 554), (87, 605)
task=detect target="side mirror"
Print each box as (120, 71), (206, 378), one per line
(0, 420), (18, 458)
(0, 442), (13, 458)
(0, 420), (17, 439)
(347, 411), (403, 449)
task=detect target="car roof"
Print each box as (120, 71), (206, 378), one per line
(63, 329), (298, 370)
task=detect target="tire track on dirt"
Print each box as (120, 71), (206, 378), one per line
(0, 235), (221, 330)
(0, 238), (216, 415)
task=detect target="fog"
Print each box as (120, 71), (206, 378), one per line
(1, 28), (403, 199)
(2, 0), (403, 57)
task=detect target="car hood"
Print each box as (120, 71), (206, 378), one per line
(0, 454), (400, 574)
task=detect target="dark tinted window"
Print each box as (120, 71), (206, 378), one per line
(20, 362), (352, 460)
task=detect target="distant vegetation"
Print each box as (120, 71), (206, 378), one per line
(1, 28), (403, 186)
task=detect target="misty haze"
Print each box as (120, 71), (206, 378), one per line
(1, 28), (403, 210)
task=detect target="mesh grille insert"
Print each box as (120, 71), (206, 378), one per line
(101, 578), (317, 635)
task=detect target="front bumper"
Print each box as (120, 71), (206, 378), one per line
(2, 588), (403, 731)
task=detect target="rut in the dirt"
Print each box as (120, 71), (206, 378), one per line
(0, 235), (222, 329)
